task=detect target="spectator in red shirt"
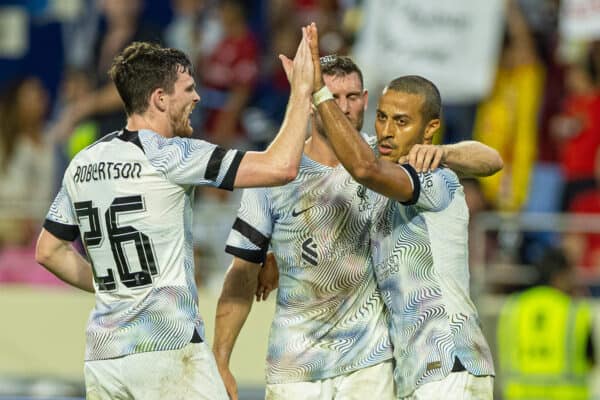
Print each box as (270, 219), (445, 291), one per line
(551, 58), (600, 210)
(564, 147), (600, 275)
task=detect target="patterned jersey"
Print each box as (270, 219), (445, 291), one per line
(44, 129), (244, 361)
(225, 148), (392, 384)
(369, 165), (495, 397)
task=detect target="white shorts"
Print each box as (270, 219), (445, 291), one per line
(265, 360), (395, 400)
(400, 372), (493, 400)
(84, 341), (228, 400)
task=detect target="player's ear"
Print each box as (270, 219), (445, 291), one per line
(423, 119), (440, 145)
(362, 89), (369, 112)
(151, 88), (167, 112)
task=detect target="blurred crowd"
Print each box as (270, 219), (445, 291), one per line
(1, 0), (600, 295)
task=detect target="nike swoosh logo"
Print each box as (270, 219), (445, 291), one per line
(292, 205), (315, 217)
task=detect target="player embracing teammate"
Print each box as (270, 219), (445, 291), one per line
(216, 23), (501, 400)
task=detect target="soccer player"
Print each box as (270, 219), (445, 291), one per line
(308, 25), (497, 399)
(215, 54), (395, 400)
(215, 53), (501, 400)
(34, 29), (315, 400)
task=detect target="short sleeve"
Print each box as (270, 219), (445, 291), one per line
(225, 188), (273, 263)
(142, 132), (245, 190)
(43, 185), (80, 241)
(413, 168), (462, 212)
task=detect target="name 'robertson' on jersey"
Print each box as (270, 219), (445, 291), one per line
(73, 161), (143, 183)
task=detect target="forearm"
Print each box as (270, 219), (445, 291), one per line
(317, 99), (378, 177)
(317, 99), (413, 201)
(213, 264), (257, 367)
(36, 240), (94, 292)
(263, 90), (312, 172)
(443, 141), (503, 177)
(234, 90), (311, 187)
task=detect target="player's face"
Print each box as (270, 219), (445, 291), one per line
(168, 69), (200, 138)
(375, 89), (438, 162)
(315, 72), (366, 137)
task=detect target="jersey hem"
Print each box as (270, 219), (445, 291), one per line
(265, 355), (394, 385)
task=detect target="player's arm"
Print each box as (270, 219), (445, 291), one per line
(303, 24), (413, 202)
(213, 256), (261, 400)
(232, 26), (314, 188)
(400, 141), (503, 177)
(35, 229), (94, 293)
(318, 100), (415, 201)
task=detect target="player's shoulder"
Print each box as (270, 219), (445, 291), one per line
(421, 166), (460, 183)
(138, 129), (217, 154)
(240, 185), (272, 202)
(73, 129), (147, 158)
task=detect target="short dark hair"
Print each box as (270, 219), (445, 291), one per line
(109, 42), (193, 116)
(386, 75), (441, 123)
(320, 55), (364, 90)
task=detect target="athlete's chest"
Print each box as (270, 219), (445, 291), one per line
(270, 168), (374, 234)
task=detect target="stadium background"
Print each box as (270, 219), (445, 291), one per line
(1, 0), (600, 398)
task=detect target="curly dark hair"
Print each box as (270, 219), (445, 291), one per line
(109, 42), (194, 116)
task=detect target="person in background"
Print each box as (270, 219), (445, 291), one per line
(497, 246), (594, 400)
(472, 0), (543, 212)
(164, 0), (221, 65)
(0, 77), (55, 247)
(563, 147), (600, 278)
(54, 0), (163, 144)
(0, 76), (72, 286)
(197, 0), (259, 149)
(551, 55), (600, 211)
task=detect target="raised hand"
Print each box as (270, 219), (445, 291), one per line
(306, 23), (324, 91)
(397, 144), (447, 173)
(289, 25), (315, 96)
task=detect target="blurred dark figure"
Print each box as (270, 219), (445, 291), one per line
(269, 0), (349, 55)
(165, 0), (222, 65)
(0, 77), (67, 286)
(0, 77), (54, 247)
(197, 0), (259, 148)
(54, 0), (163, 143)
(243, 23), (300, 149)
(497, 247), (594, 400)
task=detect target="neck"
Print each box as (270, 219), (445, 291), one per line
(126, 112), (172, 138)
(304, 130), (340, 167)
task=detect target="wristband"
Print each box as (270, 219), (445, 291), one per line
(312, 86), (334, 106)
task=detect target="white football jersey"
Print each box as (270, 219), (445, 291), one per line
(369, 165), (495, 396)
(44, 129), (244, 360)
(225, 135), (392, 384)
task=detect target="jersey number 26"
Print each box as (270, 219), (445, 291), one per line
(74, 195), (158, 291)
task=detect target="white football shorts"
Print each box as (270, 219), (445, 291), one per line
(265, 359), (395, 400)
(84, 341), (228, 400)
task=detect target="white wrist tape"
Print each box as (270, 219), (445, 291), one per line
(312, 86), (334, 106)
